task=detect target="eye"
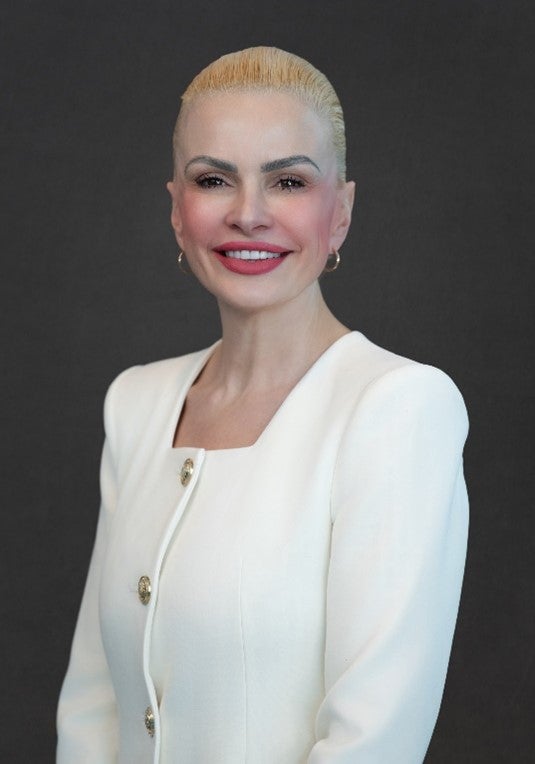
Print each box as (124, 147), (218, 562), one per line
(277, 175), (306, 192)
(196, 174), (227, 189)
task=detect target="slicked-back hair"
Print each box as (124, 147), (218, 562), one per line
(173, 46), (347, 182)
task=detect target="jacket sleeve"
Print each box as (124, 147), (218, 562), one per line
(308, 364), (469, 763)
(56, 373), (125, 763)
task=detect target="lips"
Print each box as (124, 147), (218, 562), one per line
(215, 241), (290, 256)
(225, 249), (283, 260)
(213, 241), (291, 275)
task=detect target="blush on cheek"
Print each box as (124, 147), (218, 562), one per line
(178, 201), (217, 249)
(285, 200), (335, 252)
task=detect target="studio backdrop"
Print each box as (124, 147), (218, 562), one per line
(2, 1), (533, 761)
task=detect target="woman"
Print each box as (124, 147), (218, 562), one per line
(57, 47), (469, 763)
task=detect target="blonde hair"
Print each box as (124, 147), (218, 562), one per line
(173, 46), (347, 181)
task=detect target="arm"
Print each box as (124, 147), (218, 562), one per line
(56, 375), (124, 763)
(309, 364), (469, 763)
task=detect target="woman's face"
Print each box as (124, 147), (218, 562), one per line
(167, 90), (354, 314)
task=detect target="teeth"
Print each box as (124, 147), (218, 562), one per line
(224, 250), (282, 260)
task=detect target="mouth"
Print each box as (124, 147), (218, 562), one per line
(222, 249), (287, 261)
(213, 242), (290, 275)
(214, 241), (291, 260)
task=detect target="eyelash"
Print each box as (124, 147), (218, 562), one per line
(277, 175), (305, 192)
(194, 174), (306, 191)
(196, 174), (226, 189)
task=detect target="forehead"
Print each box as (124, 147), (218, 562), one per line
(177, 90), (335, 165)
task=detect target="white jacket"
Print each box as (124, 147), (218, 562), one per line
(57, 331), (469, 763)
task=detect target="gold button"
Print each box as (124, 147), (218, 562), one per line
(137, 575), (151, 605)
(180, 457), (194, 486)
(144, 705), (155, 737)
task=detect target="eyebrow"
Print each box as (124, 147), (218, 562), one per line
(184, 154), (321, 174)
(261, 155), (321, 173)
(185, 155), (237, 173)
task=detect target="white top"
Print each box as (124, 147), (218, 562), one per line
(57, 332), (469, 763)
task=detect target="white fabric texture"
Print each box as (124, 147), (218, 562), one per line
(56, 332), (469, 763)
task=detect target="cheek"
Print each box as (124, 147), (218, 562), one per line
(280, 195), (336, 248)
(177, 193), (220, 243)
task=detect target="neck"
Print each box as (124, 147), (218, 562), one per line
(204, 283), (350, 394)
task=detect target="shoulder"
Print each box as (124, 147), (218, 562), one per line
(334, 332), (467, 420)
(330, 335), (469, 518)
(101, 343), (218, 440)
(329, 332), (468, 454)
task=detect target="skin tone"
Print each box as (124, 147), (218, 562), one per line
(167, 90), (355, 449)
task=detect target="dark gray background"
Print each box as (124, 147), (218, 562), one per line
(2, 1), (533, 761)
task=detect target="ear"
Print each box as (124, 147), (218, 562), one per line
(166, 180), (184, 245)
(330, 180), (355, 251)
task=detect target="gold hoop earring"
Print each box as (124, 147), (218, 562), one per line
(324, 249), (340, 273)
(177, 251), (189, 275)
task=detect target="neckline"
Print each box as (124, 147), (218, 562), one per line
(170, 330), (362, 454)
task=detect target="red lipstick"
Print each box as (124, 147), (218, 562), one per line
(214, 241), (291, 275)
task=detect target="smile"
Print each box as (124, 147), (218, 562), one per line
(213, 245), (289, 275)
(213, 241), (291, 275)
(224, 250), (283, 260)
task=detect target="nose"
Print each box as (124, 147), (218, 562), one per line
(224, 182), (272, 234)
